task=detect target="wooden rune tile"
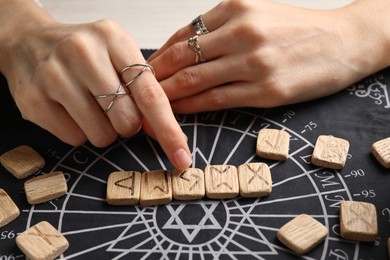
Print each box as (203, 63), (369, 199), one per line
(277, 214), (328, 254)
(238, 163), (272, 198)
(16, 221), (69, 260)
(140, 170), (172, 206)
(256, 129), (289, 160)
(371, 137), (390, 168)
(0, 145), (45, 179)
(172, 168), (205, 201)
(106, 171), (141, 205)
(24, 171), (68, 205)
(0, 189), (20, 228)
(311, 135), (350, 169)
(340, 201), (378, 242)
(204, 165), (239, 199)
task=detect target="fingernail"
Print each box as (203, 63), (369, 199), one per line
(183, 133), (188, 142)
(173, 148), (192, 169)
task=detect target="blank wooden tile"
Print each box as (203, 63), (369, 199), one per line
(0, 189), (20, 228)
(172, 168), (205, 200)
(256, 129), (289, 160)
(204, 165), (239, 199)
(0, 145), (45, 179)
(371, 137), (390, 168)
(238, 163), (272, 198)
(106, 171), (141, 205)
(24, 171), (68, 205)
(16, 221), (69, 260)
(140, 170), (172, 206)
(340, 201), (377, 242)
(277, 214), (328, 254)
(311, 135), (349, 169)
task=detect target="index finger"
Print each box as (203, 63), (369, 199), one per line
(127, 66), (193, 170)
(107, 27), (192, 170)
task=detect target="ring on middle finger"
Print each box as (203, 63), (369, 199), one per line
(187, 35), (206, 64)
(94, 84), (127, 113)
(192, 15), (209, 36)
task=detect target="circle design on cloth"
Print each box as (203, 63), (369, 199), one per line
(20, 108), (360, 259)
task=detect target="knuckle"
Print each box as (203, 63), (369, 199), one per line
(66, 132), (88, 147)
(223, 0), (251, 12)
(205, 89), (226, 108)
(245, 51), (269, 71)
(57, 32), (92, 60)
(173, 27), (188, 42)
(137, 82), (165, 108)
(165, 43), (186, 66)
(92, 19), (122, 37)
(232, 22), (262, 44)
(262, 78), (290, 106)
(174, 69), (198, 88)
(158, 125), (181, 144)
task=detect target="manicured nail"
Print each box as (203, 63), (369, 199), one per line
(173, 148), (192, 169)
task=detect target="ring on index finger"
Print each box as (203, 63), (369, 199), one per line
(192, 15), (209, 36)
(119, 63), (156, 95)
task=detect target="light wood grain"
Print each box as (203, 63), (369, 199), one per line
(256, 129), (290, 161)
(238, 163), (272, 198)
(16, 221), (69, 260)
(172, 168), (205, 201)
(106, 171), (141, 205)
(204, 165), (239, 199)
(311, 135), (349, 169)
(140, 170), (172, 206)
(371, 137), (390, 168)
(24, 171), (68, 205)
(340, 201), (378, 242)
(0, 189), (20, 228)
(277, 214), (328, 254)
(0, 145), (45, 179)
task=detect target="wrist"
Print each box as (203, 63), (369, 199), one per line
(338, 0), (390, 74)
(0, 0), (55, 74)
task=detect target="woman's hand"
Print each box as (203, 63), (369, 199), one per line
(149, 0), (390, 113)
(0, 0), (192, 170)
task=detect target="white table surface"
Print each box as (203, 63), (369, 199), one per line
(40, 0), (354, 49)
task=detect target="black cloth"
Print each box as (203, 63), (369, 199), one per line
(0, 50), (389, 259)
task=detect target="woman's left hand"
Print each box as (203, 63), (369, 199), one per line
(148, 0), (390, 113)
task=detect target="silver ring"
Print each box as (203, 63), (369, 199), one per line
(187, 35), (206, 64)
(119, 63), (156, 94)
(94, 84), (127, 113)
(192, 15), (209, 36)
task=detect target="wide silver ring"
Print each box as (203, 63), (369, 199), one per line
(192, 15), (209, 36)
(94, 84), (127, 113)
(188, 35), (206, 64)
